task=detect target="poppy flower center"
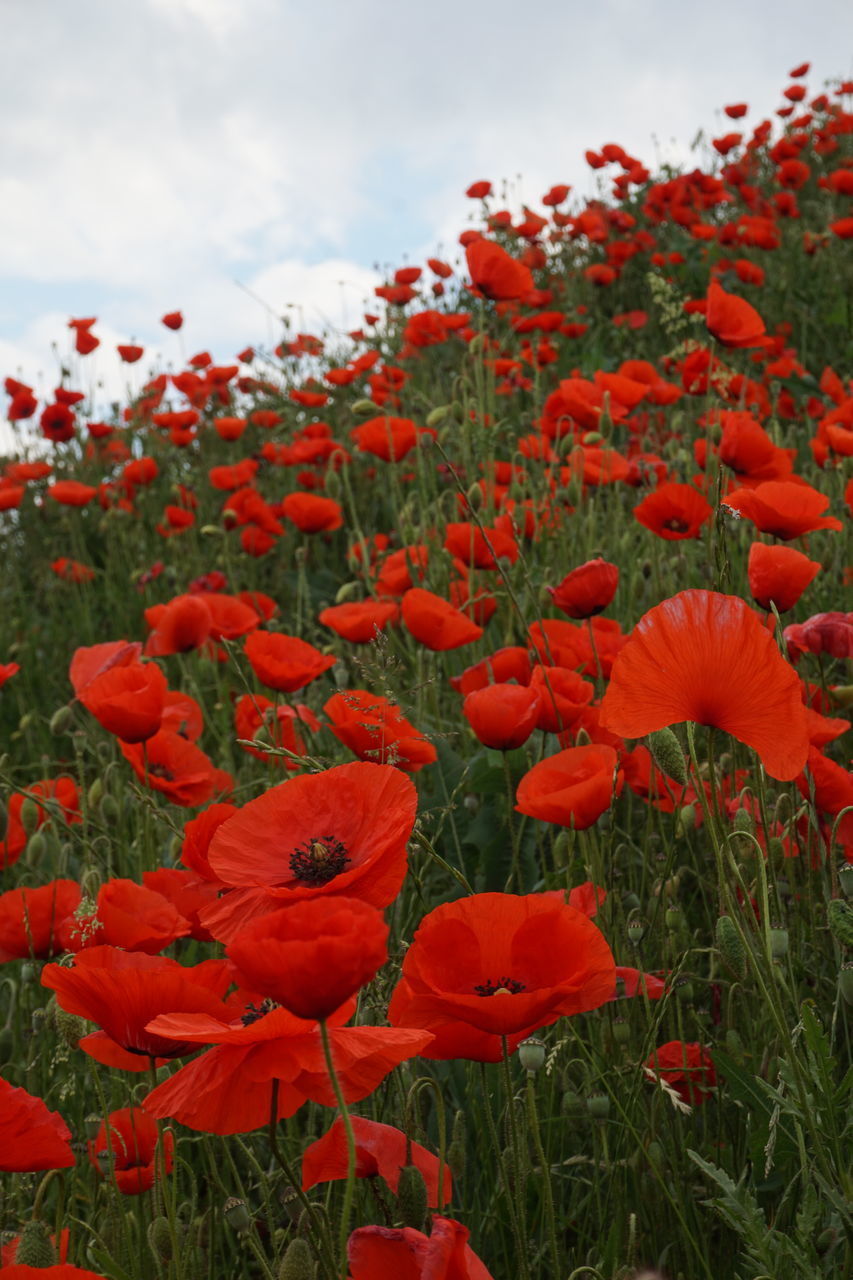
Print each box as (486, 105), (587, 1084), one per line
(474, 975), (527, 997)
(148, 763), (175, 781)
(662, 517), (688, 533)
(240, 997), (278, 1026)
(289, 835), (350, 885)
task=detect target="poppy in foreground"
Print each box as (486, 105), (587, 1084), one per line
(348, 1215), (492, 1279)
(599, 590), (809, 781)
(0, 1077), (75, 1171)
(747, 542), (820, 612)
(389, 892), (615, 1059)
(705, 280), (766, 348)
(723, 480), (843, 540)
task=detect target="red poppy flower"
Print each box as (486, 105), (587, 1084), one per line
(450, 646), (532, 695)
(41, 945), (233, 1067)
(47, 481), (97, 507)
(0, 1078), (75, 1171)
(58, 878), (190, 954)
(633, 483), (714, 540)
(179, 803), (238, 882)
(324, 690), (437, 772)
(0, 660), (19, 686)
(117, 343), (144, 363)
(318, 600), (399, 643)
(797, 747), (853, 819)
(347, 1216), (492, 1279)
(234, 693), (318, 768)
(303, 1115), (451, 1206)
(143, 595), (212, 656)
(401, 589), (484, 651)
(548, 558), (619, 618)
(228, 897), (388, 1021)
(141, 867), (219, 941)
(351, 416), (419, 462)
(0, 880), (81, 962)
(51, 558), (94, 583)
(200, 762), (417, 941)
(244, 631), (336, 693)
(69, 640), (142, 694)
(599, 590), (810, 781)
(78, 661), (167, 742)
(213, 416), (247, 441)
(40, 403), (76, 443)
(465, 239), (534, 301)
(161, 311), (183, 330)
(462, 684), (541, 750)
(281, 492), (344, 533)
(443, 522), (518, 569)
(515, 745), (622, 828)
(747, 542), (820, 612)
(1, 777), (80, 870)
(0, 1266), (108, 1278)
(705, 281), (766, 348)
(645, 1041), (716, 1105)
(143, 1003), (431, 1135)
(119, 731), (231, 808)
(528, 666), (595, 734)
(783, 612), (853, 661)
(723, 481), (843, 540)
(390, 893), (615, 1056)
(88, 1107), (173, 1194)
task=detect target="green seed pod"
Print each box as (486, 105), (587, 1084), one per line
(716, 915), (746, 980)
(675, 979), (694, 1004)
(612, 1017), (631, 1045)
(279, 1237), (315, 1280)
(396, 1164), (428, 1230)
(50, 705), (75, 736)
(15, 1221), (55, 1268)
(664, 904), (683, 931)
(518, 1037), (546, 1074)
(645, 1140), (665, 1171)
(769, 926), (789, 959)
(840, 864), (853, 899)
(148, 1216), (174, 1263)
(827, 898), (853, 949)
(222, 1197), (251, 1233)
(84, 1113), (102, 1140)
(19, 796), (40, 837)
(627, 918), (646, 946)
(586, 1092), (610, 1120)
(647, 728), (687, 786)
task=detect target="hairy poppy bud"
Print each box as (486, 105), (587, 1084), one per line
(279, 1237), (315, 1280)
(148, 1216), (174, 1263)
(716, 915), (747, 979)
(50, 705), (75, 735)
(447, 1109), (466, 1180)
(397, 1163), (428, 1230)
(15, 1221), (55, 1268)
(647, 727), (688, 786)
(839, 962), (853, 1008)
(350, 398), (376, 415)
(25, 831), (47, 867)
(769, 926), (789, 959)
(425, 405), (450, 429)
(827, 899), (853, 948)
(19, 796), (40, 837)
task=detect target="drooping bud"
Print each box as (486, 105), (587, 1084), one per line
(19, 796), (40, 837)
(716, 915), (746, 980)
(15, 1221), (56, 1268)
(447, 1109), (466, 1180)
(148, 1216), (174, 1263)
(396, 1164), (428, 1230)
(647, 728), (687, 786)
(50, 705), (75, 736)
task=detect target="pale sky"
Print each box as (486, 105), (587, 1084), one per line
(2, 0), (852, 412)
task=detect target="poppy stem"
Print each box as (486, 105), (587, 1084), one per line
(500, 1037), (532, 1276)
(319, 1018), (357, 1279)
(525, 1073), (561, 1276)
(267, 1082), (337, 1280)
(478, 1060), (531, 1280)
(502, 751), (523, 892)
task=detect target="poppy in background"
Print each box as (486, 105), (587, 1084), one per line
(303, 1115), (452, 1206)
(0, 880), (81, 962)
(88, 1107), (173, 1195)
(548, 558), (619, 618)
(516, 745), (622, 828)
(633, 483), (713, 540)
(465, 239), (534, 301)
(244, 630), (336, 693)
(600, 590), (810, 781)
(401, 588), (484, 651)
(462, 684), (541, 750)
(318, 599), (399, 643)
(324, 690), (437, 772)
(645, 1041), (716, 1105)
(723, 480), (843, 539)
(747, 542), (820, 612)
(705, 280), (766, 348)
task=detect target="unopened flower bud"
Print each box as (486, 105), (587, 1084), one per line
(148, 1216), (174, 1263)
(828, 898), (853, 948)
(50, 706), (75, 736)
(612, 1018), (631, 1045)
(19, 796), (40, 837)
(396, 1163), (428, 1230)
(447, 1109), (466, 1180)
(769, 926), (789, 959)
(278, 1237), (315, 1280)
(25, 831), (47, 867)
(14, 1221), (55, 1268)
(425, 405), (450, 429)
(716, 915), (746, 980)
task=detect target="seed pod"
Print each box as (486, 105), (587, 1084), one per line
(839, 963), (853, 1007)
(827, 898), (853, 949)
(840, 864), (853, 899)
(586, 1092), (610, 1120)
(222, 1197), (251, 1233)
(518, 1037), (546, 1074)
(612, 1018), (631, 1046)
(627, 918), (646, 946)
(647, 728), (687, 785)
(716, 915), (747, 979)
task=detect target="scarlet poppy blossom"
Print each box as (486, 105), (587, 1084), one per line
(69, 639), (142, 695)
(465, 239), (534, 301)
(179, 802), (238, 883)
(228, 897), (389, 1021)
(40, 403), (76, 443)
(0, 661), (19, 686)
(51, 558), (95, 583)
(47, 480), (97, 507)
(348, 1216), (492, 1279)
(88, 1107), (173, 1194)
(59, 878), (190, 954)
(1, 777), (80, 870)
(161, 311), (183, 330)
(443, 522), (518, 569)
(77, 661), (167, 742)
(0, 1078), (75, 1171)
(450, 646), (532, 695)
(797, 747), (853, 820)
(318, 599), (399, 643)
(143, 1003), (431, 1135)
(281, 492), (344, 533)
(201, 762), (417, 941)
(645, 1041), (716, 1105)
(351, 416), (419, 462)
(244, 631), (336, 693)
(0, 1266), (108, 1278)
(119, 731), (231, 808)
(599, 590), (810, 781)
(324, 690), (437, 772)
(633, 483), (713, 540)
(117, 343), (144, 363)
(723, 480), (843, 540)
(303, 1115), (452, 1206)
(401, 588), (484, 651)
(42, 945), (233, 1068)
(144, 595), (212, 656)
(0, 880), (81, 962)
(234, 693), (318, 768)
(784, 612), (853, 661)
(528, 666), (594, 734)
(747, 542), (820, 612)
(390, 893), (615, 1056)
(462, 684), (541, 750)
(548, 558), (619, 619)
(515, 745), (622, 828)
(705, 280), (766, 348)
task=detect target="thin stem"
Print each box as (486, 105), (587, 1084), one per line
(319, 1019), (357, 1279)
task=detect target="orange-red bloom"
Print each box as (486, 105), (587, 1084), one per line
(634, 483), (713, 540)
(348, 1216), (492, 1279)
(465, 239), (534, 301)
(119, 731), (231, 807)
(747, 542), (820, 612)
(0, 1078), (75, 1171)
(303, 1115), (452, 1206)
(548, 558), (619, 618)
(515, 745), (622, 828)
(78, 661), (167, 742)
(244, 631), (336, 693)
(705, 280), (766, 348)
(401, 588), (484, 651)
(723, 481), (843, 540)
(324, 690), (437, 772)
(462, 684), (541, 750)
(0, 880), (81, 962)
(318, 600), (399, 643)
(600, 590), (810, 781)
(645, 1041), (716, 1105)
(88, 1107), (173, 1194)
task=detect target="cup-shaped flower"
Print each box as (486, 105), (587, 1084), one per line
(515, 745), (622, 828)
(548, 558), (619, 619)
(227, 898), (388, 1022)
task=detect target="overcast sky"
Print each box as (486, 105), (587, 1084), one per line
(2, 0), (852, 413)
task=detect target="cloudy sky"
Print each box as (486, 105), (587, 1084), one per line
(2, 0), (851, 413)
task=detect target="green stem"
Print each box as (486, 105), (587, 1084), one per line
(526, 1073), (561, 1276)
(319, 1019), (357, 1279)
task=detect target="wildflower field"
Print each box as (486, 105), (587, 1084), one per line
(1, 62), (853, 1280)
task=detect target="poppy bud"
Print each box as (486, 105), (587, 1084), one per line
(101, 794), (120, 823)
(732, 807), (754, 847)
(50, 705), (75, 735)
(518, 1037), (546, 1073)
(350, 398), (376, 415)
(223, 1197), (252, 1233)
(397, 1163), (428, 1230)
(612, 1018), (631, 1046)
(725, 1029), (744, 1060)
(466, 482), (483, 511)
(14, 1221), (55, 1268)
(675, 979), (694, 1004)
(84, 1112), (101, 1140)
(716, 915), (746, 979)
(279, 1237), (315, 1280)
(447, 1109), (466, 1179)
(769, 926), (789, 959)
(25, 831), (47, 867)
(425, 405), (450, 428)
(87, 778), (103, 811)
(561, 1090), (584, 1120)
(148, 1216), (174, 1263)
(19, 796), (40, 837)
(675, 804), (696, 836)
(827, 899), (853, 948)
(647, 727), (687, 786)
